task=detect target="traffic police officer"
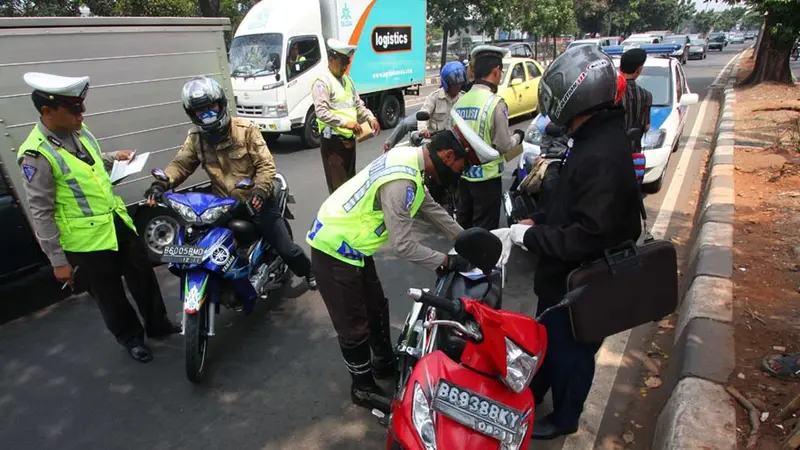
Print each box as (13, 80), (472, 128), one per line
(312, 38), (380, 194)
(454, 46), (525, 230)
(306, 111), (498, 409)
(17, 72), (179, 363)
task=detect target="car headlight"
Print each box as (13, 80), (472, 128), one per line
(412, 382), (437, 450)
(200, 205), (233, 225)
(503, 337), (540, 394)
(168, 198), (199, 223)
(264, 103), (288, 118)
(500, 421), (530, 450)
(524, 126), (542, 146)
(642, 129), (667, 150)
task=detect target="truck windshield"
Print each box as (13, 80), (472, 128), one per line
(229, 33), (283, 78)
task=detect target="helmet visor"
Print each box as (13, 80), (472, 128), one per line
(444, 70), (467, 87)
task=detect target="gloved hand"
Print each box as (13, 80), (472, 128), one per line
(510, 224), (533, 251)
(437, 254), (471, 276)
(144, 182), (167, 205)
(513, 129), (525, 144)
(247, 189), (267, 213)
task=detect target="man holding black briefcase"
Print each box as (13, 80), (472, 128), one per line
(508, 46), (644, 439)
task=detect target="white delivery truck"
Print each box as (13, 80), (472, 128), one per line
(0, 17), (235, 282)
(230, 0), (427, 147)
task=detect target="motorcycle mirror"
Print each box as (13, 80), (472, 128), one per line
(535, 285), (587, 322)
(151, 168), (169, 183)
(453, 227), (502, 274)
(416, 111), (430, 121)
(234, 178), (255, 190)
(544, 123), (564, 137)
(627, 128), (643, 142)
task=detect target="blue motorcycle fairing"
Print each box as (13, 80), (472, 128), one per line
(164, 191), (237, 216)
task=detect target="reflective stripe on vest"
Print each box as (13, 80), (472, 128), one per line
(306, 147), (425, 267)
(315, 72), (358, 139)
(455, 89), (505, 182)
(37, 139), (94, 216)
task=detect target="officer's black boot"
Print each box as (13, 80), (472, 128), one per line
(340, 339), (388, 409)
(369, 303), (397, 380)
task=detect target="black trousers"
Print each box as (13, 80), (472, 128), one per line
(320, 135), (357, 194)
(456, 177), (503, 230)
(257, 195), (311, 278)
(64, 215), (172, 347)
(311, 249), (389, 347)
(531, 306), (602, 429)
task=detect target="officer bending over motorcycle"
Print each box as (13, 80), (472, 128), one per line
(145, 76), (316, 290)
(306, 117), (496, 410)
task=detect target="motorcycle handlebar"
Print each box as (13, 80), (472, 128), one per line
(407, 288), (464, 317)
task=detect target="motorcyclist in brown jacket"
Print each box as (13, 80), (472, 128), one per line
(145, 76), (316, 289)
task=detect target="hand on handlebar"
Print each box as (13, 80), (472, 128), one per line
(144, 182), (166, 206)
(440, 254), (471, 275)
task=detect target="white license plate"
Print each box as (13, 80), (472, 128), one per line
(161, 245), (204, 264)
(431, 380), (524, 443)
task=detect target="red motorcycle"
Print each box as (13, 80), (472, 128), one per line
(375, 228), (585, 450)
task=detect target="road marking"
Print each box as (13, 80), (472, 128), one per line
(561, 51), (744, 450)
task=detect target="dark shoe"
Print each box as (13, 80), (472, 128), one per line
(531, 417), (578, 440)
(126, 344), (153, 363)
(306, 275), (318, 291)
(350, 382), (390, 411)
(147, 322), (181, 339)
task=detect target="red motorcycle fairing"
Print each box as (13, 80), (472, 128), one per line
(459, 298), (548, 377)
(388, 350), (535, 450)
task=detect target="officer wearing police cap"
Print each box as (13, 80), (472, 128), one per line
(312, 38), (380, 194)
(453, 45), (525, 230)
(16, 72), (179, 363)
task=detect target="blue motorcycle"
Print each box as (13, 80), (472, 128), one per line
(149, 168), (295, 382)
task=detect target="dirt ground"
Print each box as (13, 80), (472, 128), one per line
(727, 50), (800, 449)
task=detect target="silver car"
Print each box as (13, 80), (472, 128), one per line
(689, 38), (707, 60)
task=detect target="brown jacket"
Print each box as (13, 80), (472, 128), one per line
(164, 117), (276, 201)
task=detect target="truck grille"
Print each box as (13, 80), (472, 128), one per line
(236, 104), (263, 117)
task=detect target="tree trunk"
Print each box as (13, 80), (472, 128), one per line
(198, 0), (221, 17)
(743, 15), (793, 85)
(752, 18), (765, 60)
(439, 27), (450, 73)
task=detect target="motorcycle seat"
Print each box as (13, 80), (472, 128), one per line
(228, 219), (259, 245)
(446, 270), (503, 310)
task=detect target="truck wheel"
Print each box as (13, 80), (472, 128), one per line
(378, 94), (402, 130)
(135, 207), (180, 264)
(302, 109), (320, 148)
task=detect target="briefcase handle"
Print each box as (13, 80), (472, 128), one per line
(603, 240), (641, 274)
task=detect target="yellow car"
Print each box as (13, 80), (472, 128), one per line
(499, 57), (545, 118)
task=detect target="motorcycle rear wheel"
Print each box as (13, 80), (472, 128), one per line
(185, 304), (209, 383)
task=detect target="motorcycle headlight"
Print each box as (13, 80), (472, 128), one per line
(500, 421), (530, 450)
(200, 205), (233, 225)
(503, 337), (540, 394)
(168, 199), (199, 223)
(524, 126), (542, 146)
(642, 129), (667, 150)
(412, 382), (437, 450)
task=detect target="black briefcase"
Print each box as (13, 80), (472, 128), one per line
(566, 233), (679, 344)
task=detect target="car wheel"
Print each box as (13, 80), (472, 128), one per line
(301, 108), (320, 148)
(378, 93), (402, 130)
(642, 173), (664, 194)
(135, 206), (180, 264)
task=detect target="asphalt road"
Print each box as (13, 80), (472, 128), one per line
(0, 45), (749, 449)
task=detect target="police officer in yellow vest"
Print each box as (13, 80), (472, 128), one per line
(17, 73), (179, 363)
(307, 110), (499, 409)
(312, 38), (380, 194)
(454, 46), (525, 230)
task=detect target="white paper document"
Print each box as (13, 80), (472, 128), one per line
(110, 151), (150, 184)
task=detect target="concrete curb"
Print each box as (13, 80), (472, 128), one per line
(652, 55), (743, 450)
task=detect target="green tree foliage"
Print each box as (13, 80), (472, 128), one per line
(693, 10), (719, 33)
(2, 0), (82, 16)
(512, 0), (578, 38)
(112, 0), (198, 16)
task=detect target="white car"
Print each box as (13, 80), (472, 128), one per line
(613, 55), (699, 192)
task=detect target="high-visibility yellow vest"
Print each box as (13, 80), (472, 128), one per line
(306, 146), (425, 266)
(17, 123), (136, 253)
(314, 71), (358, 139)
(454, 88), (505, 181)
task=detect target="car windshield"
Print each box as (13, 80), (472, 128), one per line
(637, 66), (671, 106)
(690, 39), (706, 45)
(229, 33), (283, 78)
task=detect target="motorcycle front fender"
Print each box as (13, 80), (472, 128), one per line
(182, 270), (210, 314)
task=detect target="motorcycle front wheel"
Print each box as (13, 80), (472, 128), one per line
(184, 303), (209, 383)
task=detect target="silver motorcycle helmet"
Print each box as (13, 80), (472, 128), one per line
(180, 76), (231, 137)
(537, 45), (618, 128)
